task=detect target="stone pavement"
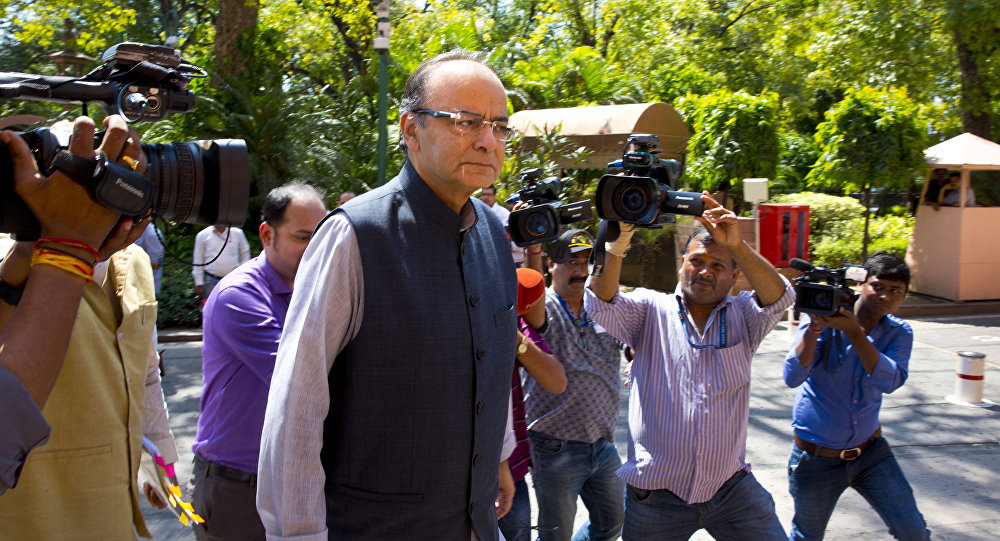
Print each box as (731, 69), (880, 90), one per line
(143, 313), (1000, 540)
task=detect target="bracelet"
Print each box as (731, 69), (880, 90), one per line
(33, 245), (94, 267)
(808, 324), (823, 333)
(525, 250), (545, 256)
(31, 249), (95, 282)
(34, 237), (99, 264)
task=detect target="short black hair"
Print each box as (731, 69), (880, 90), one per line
(398, 49), (492, 152)
(865, 251), (910, 288)
(683, 227), (738, 268)
(261, 182), (326, 226)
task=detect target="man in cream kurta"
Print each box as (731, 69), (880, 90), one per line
(0, 244), (177, 540)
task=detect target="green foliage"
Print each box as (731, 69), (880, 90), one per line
(811, 215), (913, 267)
(677, 90), (781, 198)
(770, 192), (865, 238)
(807, 87), (927, 194)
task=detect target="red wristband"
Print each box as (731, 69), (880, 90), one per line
(808, 325), (823, 333)
(35, 237), (100, 264)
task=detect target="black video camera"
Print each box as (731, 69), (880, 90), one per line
(594, 134), (704, 227)
(790, 258), (869, 316)
(0, 42), (249, 238)
(505, 168), (593, 246)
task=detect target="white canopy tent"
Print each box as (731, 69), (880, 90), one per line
(507, 102), (690, 170)
(907, 132), (1000, 300)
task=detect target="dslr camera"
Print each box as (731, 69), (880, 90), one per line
(790, 258), (868, 316)
(0, 42), (249, 238)
(505, 168), (593, 246)
(594, 134), (704, 227)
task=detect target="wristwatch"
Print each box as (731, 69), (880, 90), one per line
(516, 334), (531, 357)
(0, 279), (25, 306)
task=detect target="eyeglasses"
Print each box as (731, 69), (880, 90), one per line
(413, 109), (517, 141)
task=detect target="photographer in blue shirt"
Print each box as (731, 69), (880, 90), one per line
(784, 251), (930, 541)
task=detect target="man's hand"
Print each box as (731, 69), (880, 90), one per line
(605, 221), (635, 258)
(496, 460), (514, 519)
(195, 285), (205, 298)
(1, 115), (146, 249)
(809, 307), (863, 334)
(695, 191), (740, 249)
(143, 481), (167, 509)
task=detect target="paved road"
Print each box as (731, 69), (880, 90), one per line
(143, 313), (1000, 540)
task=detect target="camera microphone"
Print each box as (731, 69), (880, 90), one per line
(789, 258), (814, 272)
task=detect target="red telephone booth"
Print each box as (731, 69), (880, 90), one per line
(758, 204), (810, 267)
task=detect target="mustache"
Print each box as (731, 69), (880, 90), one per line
(570, 276), (588, 283)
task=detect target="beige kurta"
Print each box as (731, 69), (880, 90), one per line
(0, 245), (176, 540)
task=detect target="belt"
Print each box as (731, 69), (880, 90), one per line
(194, 455), (257, 484)
(794, 427), (882, 461)
(204, 271), (223, 280)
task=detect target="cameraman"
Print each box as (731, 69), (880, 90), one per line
(585, 194), (793, 540)
(0, 116), (139, 494)
(0, 116), (178, 540)
(783, 252), (930, 540)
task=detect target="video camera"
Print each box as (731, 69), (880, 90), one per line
(790, 258), (868, 316)
(0, 42), (249, 238)
(594, 134), (703, 227)
(505, 168), (593, 246)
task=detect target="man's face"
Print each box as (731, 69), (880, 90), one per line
(261, 196), (328, 286)
(549, 250), (591, 300)
(679, 239), (739, 308)
(402, 61), (508, 201)
(934, 169), (948, 184)
(479, 187), (496, 208)
(858, 275), (906, 319)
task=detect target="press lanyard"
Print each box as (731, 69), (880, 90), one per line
(556, 293), (591, 347)
(677, 301), (728, 350)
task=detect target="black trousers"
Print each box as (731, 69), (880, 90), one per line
(191, 457), (266, 541)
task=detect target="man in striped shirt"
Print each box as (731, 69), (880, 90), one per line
(585, 194), (794, 540)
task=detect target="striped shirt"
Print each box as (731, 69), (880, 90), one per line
(584, 279), (793, 504)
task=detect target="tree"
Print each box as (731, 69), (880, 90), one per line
(807, 86), (927, 260)
(677, 89), (781, 203)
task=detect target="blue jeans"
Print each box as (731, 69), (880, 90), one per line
(787, 436), (930, 541)
(499, 478), (532, 541)
(528, 431), (625, 541)
(622, 470), (785, 541)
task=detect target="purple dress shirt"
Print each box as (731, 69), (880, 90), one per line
(193, 253), (291, 473)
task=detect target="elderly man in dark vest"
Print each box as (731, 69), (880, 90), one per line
(257, 51), (519, 541)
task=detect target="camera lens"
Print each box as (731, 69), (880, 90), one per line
(142, 139), (249, 226)
(621, 187), (646, 213)
(611, 180), (651, 222)
(526, 211), (550, 237)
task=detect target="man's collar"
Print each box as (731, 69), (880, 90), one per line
(399, 160), (478, 233)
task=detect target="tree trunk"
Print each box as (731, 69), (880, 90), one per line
(861, 186), (871, 263)
(214, 0), (259, 82)
(953, 24), (992, 140)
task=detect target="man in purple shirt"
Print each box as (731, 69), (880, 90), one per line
(192, 182), (327, 541)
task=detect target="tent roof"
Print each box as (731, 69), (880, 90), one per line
(924, 132), (1000, 170)
(508, 103), (689, 170)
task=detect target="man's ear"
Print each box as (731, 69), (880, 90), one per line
(400, 112), (419, 153)
(259, 222), (274, 247)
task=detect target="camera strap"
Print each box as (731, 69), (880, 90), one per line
(49, 149), (155, 216)
(589, 220), (620, 277)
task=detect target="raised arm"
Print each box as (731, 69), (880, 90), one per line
(696, 192), (785, 307)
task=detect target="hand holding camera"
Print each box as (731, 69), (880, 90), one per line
(1, 115), (137, 249)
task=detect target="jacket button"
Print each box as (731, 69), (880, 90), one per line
(470, 502), (476, 513)
(476, 402), (484, 414)
(477, 348), (486, 360)
(470, 295), (479, 306)
(473, 454), (482, 465)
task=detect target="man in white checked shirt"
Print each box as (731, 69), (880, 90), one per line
(585, 193), (794, 540)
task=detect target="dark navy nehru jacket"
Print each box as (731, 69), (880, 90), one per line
(322, 161), (517, 540)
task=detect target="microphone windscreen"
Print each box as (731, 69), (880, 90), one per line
(789, 258), (813, 272)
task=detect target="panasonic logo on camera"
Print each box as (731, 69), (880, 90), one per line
(115, 178), (145, 199)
